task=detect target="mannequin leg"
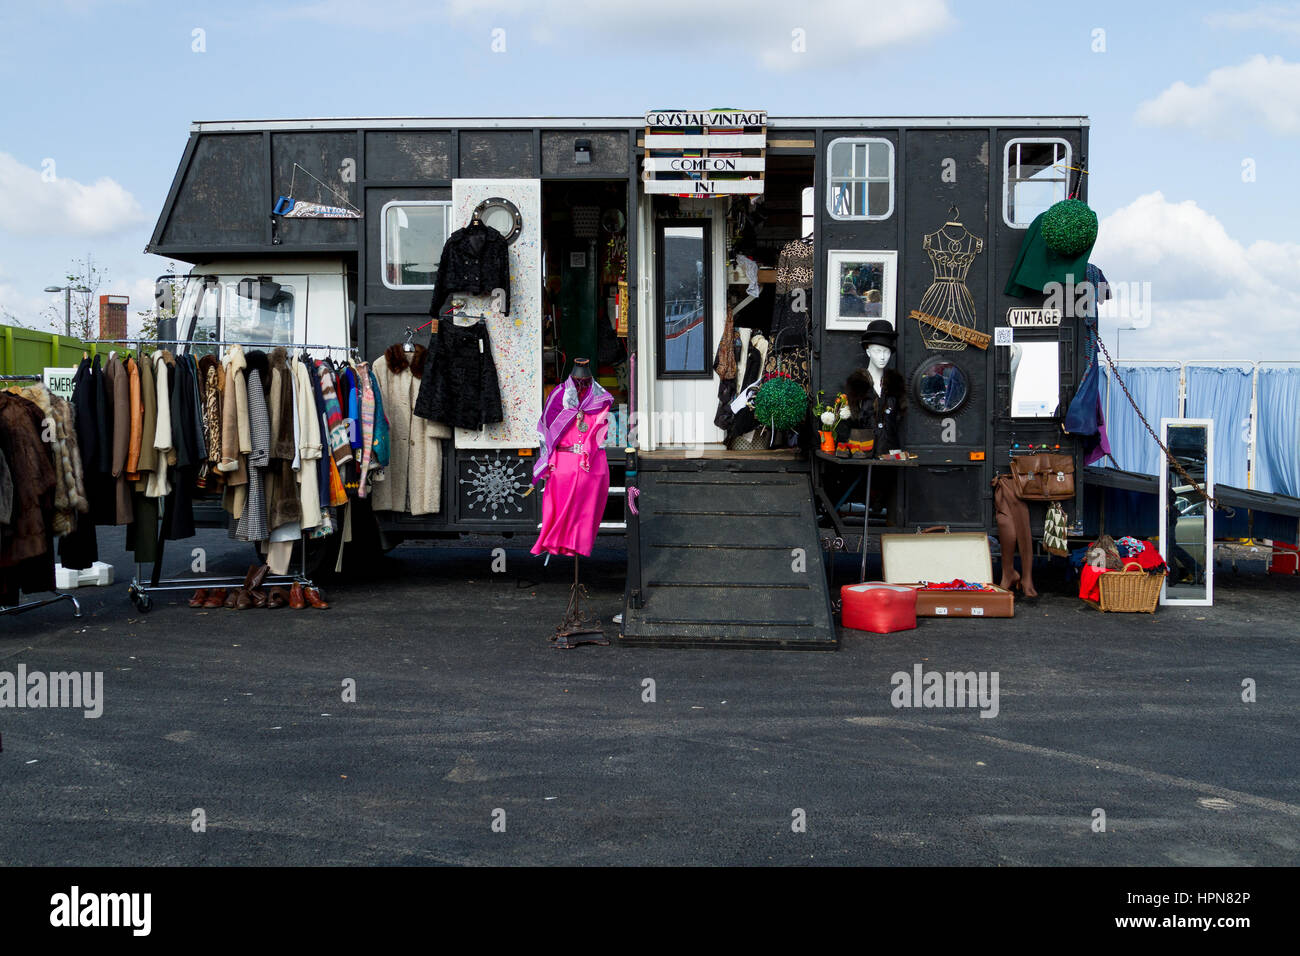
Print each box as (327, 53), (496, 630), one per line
(994, 478), (1021, 591)
(1013, 494), (1037, 597)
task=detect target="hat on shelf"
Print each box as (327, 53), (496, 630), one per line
(860, 319), (898, 350)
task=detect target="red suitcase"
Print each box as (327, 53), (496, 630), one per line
(840, 582), (918, 634)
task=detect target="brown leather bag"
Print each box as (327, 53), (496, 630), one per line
(1009, 453), (1075, 500)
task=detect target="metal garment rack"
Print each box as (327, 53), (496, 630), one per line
(80, 339), (354, 611)
(0, 375), (82, 618)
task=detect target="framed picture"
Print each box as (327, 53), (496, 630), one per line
(826, 249), (897, 331)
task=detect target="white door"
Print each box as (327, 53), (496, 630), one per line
(637, 198), (727, 450)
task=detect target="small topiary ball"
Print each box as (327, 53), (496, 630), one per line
(1041, 199), (1098, 257)
(754, 375), (809, 431)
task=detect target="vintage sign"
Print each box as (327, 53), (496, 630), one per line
(645, 110), (767, 127)
(643, 108), (766, 197)
(1006, 308), (1063, 328)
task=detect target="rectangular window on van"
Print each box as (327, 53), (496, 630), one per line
(827, 138), (894, 220)
(656, 219), (712, 378)
(382, 201), (450, 290)
(1004, 139), (1072, 228)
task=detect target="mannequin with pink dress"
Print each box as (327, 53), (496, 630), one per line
(532, 359), (613, 646)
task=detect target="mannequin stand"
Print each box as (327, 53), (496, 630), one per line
(553, 556), (607, 648)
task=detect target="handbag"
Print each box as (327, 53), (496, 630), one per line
(1009, 453), (1075, 500)
(1043, 502), (1069, 557)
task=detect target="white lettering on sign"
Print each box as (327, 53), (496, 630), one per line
(643, 179), (765, 195)
(1006, 308), (1063, 328)
(645, 110), (767, 127)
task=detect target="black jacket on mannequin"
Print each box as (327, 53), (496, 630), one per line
(846, 367), (906, 454)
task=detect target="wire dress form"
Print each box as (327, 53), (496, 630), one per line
(915, 217), (984, 352)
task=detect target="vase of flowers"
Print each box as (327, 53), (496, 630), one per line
(813, 391), (850, 452)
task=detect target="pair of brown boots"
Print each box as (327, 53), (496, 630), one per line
(188, 565), (329, 610)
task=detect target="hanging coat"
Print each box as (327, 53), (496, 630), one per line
(372, 344), (450, 515)
(103, 354), (135, 525)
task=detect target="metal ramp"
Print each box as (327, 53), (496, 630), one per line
(620, 465), (838, 650)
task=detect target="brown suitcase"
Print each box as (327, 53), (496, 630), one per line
(881, 528), (1014, 618)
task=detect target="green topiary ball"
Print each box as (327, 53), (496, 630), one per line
(1041, 199), (1098, 257)
(754, 376), (809, 431)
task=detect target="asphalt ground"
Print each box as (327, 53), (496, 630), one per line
(1, 527), (1297, 866)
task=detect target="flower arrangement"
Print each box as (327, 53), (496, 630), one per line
(813, 390), (851, 438)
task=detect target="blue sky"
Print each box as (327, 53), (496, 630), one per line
(1, 0), (1298, 361)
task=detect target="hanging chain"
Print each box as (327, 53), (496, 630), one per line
(1094, 334), (1224, 511)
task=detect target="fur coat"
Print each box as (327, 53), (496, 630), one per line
(8, 384), (88, 536)
(0, 391), (56, 563)
(372, 344), (451, 516)
(845, 366), (906, 455)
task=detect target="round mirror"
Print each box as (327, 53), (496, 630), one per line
(602, 207), (626, 234)
(913, 357), (969, 414)
(474, 197), (522, 245)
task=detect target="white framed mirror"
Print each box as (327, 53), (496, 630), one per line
(1008, 341), (1060, 418)
(1159, 418), (1214, 606)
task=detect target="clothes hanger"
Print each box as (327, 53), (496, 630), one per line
(944, 205), (963, 227)
(403, 326), (415, 353)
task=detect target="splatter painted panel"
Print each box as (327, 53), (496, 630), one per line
(450, 178), (542, 448)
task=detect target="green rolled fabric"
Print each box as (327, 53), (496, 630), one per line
(1004, 206), (1097, 298)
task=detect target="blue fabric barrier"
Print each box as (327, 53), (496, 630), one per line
(1255, 366), (1300, 497)
(1185, 365), (1252, 490)
(1103, 365), (1181, 475)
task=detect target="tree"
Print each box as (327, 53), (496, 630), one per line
(42, 254), (108, 341)
(137, 264), (184, 342)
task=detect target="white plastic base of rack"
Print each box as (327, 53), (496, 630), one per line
(54, 562), (115, 590)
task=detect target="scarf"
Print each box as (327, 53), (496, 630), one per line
(533, 375), (613, 485)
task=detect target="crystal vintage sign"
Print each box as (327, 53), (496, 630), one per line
(643, 108), (766, 197)
(645, 110), (767, 127)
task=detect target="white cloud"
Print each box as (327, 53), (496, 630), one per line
(0, 153), (146, 238)
(1206, 3), (1300, 39)
(277, 0), (953, 68)
(1135, 55), (1300, 136)
(1091, 192), (1300, 361)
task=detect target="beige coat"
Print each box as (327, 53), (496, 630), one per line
(219, 345), (250, 519)
(372, 344), (450, 516)
(144, 351), (174, 498)
(292, 358), (323, 530)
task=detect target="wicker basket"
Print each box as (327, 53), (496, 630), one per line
(1089, 561), (1165, 613)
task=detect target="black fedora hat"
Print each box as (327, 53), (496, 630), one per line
(860, 319), (897, 350)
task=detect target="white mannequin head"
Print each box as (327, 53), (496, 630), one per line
(866, 344), (892, 371)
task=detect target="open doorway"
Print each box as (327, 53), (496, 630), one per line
(640, 154), (815, 452)
(540, 180), (631, 444)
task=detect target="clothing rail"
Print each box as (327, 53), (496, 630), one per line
(73, 337), (331, 609)
(84, 338), (355, 353)
(1, 591), (81, 619)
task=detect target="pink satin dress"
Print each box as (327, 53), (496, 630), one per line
(531, 407), (610, 557)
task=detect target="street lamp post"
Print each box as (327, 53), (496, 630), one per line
(43, 283), (91, 338)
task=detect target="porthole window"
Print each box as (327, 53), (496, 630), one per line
(913, 357), (970, 414)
